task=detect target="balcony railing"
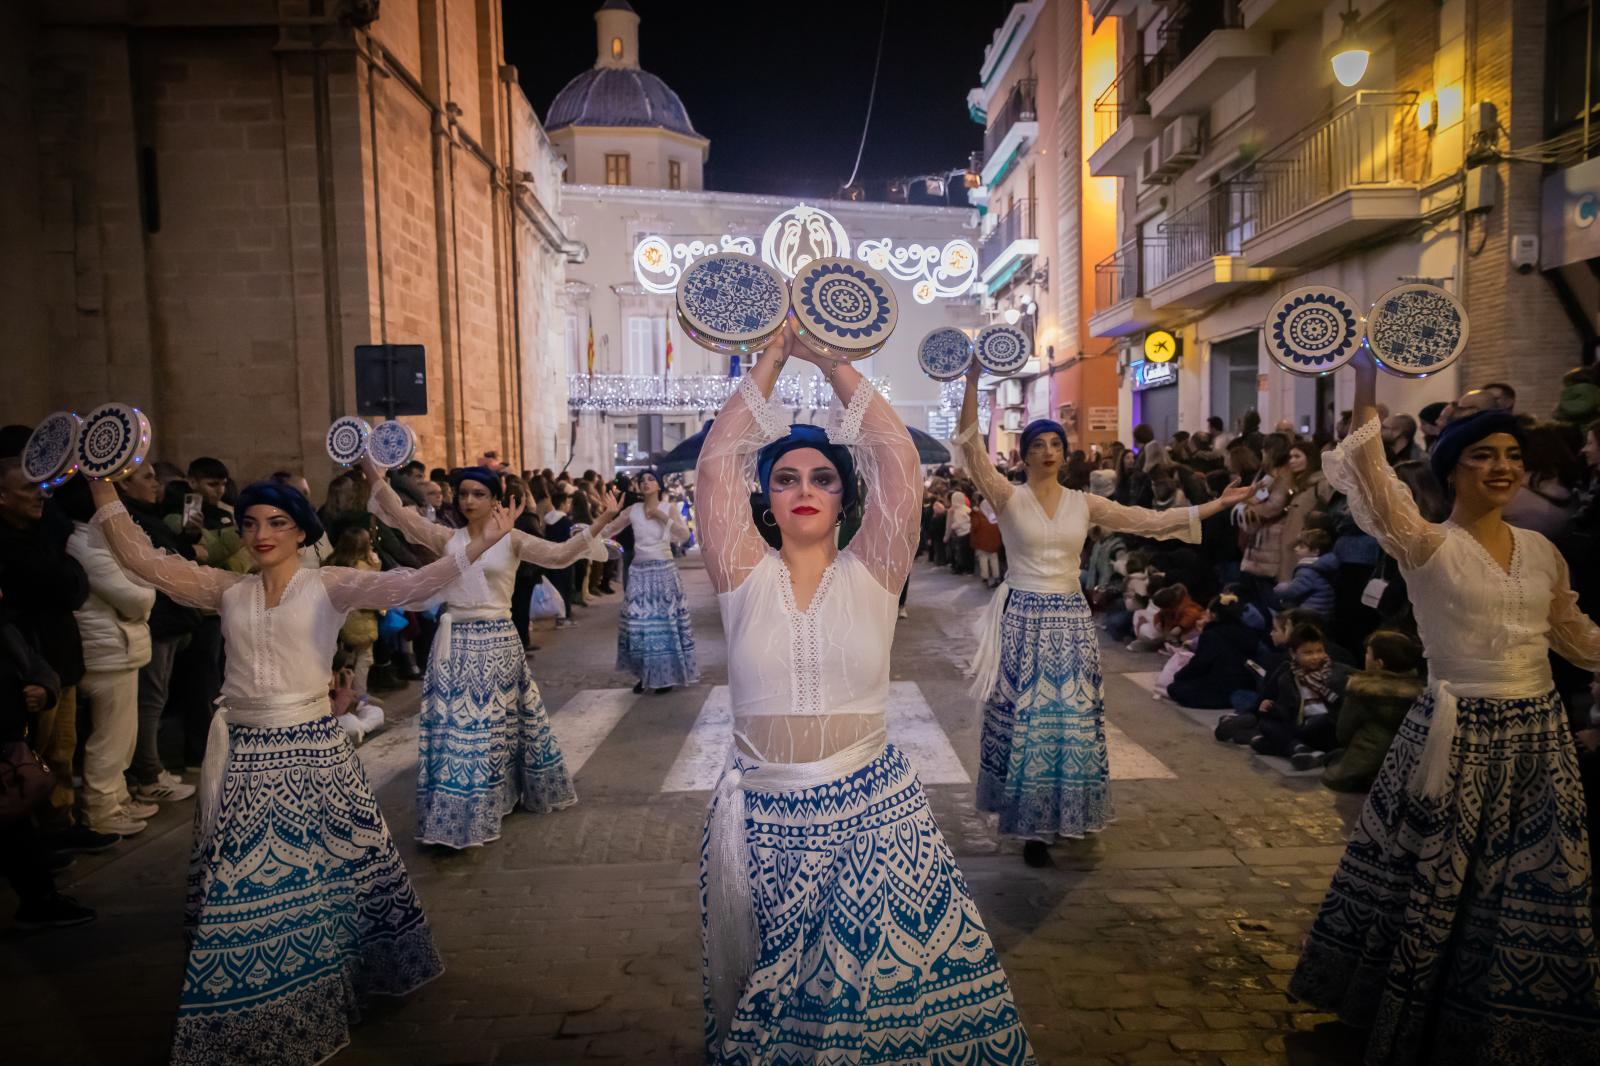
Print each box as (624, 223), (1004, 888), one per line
(1155, 180), (1261, 282)
(984, 78), (1038, 164)
(1094, 240), (1148, 311)
(980, 198), (1038, 275)
(1254, 90), (1420, 232)
(1158, 0), (1245, 61)
(1091, 55), (1176, 150)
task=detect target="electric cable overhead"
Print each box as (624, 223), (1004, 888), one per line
(844, 0), (892, 191)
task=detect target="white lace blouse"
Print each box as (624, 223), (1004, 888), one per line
(600, 502), (688, 563)
(695, 375), (920, 761)
(90, 500), (473, 702)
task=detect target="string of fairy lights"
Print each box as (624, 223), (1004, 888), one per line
(567, 372), (893, 414)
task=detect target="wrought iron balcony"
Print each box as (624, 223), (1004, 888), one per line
(1089, 239), (1172, 338)
(1146, 0), (1267, 119)
(981, 79), (1039, 186)
(979, 198), (1038, 285)
(1089, 55), (1176, 177)
(1147, 181), (1276, 309)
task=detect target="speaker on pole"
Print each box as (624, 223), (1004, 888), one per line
(354, 344), (428, 417)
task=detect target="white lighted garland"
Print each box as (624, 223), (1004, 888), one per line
(856, 238), (978, 304)
(633, 233), (757, 295)
(939, 379), (991, 431)
(569, 373), (892, 413)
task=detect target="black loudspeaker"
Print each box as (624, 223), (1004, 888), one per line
(637, 413), (663, 456)
(354, 344), (428, 417)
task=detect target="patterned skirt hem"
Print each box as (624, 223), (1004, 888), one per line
(976, 771), (1114, 840)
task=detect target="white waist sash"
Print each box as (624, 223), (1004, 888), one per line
(704, 728), (889, 1045)
(964, 574), (1082, 701)
(200, 691), (330, 850)
(433, 605), (513, 661)
(1413, 659), (1554, 798)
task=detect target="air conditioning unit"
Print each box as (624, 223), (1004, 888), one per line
(1139, 139), (1165, 187)
(998, 379), (1024, 406)
(1152, 116), (1202, 178)
(1001, 409), (1024, 432)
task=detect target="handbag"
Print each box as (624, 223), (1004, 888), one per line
(0, 740), (53, 823)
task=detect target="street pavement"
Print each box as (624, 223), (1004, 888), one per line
(2, 555), (1372, 1066)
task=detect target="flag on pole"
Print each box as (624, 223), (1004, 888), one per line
(586, 312), (595, 378)
(663, 318), (673, 377)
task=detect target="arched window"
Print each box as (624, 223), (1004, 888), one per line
(611, 37), (623, 60)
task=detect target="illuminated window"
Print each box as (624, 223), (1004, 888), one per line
(668, 159), (682, 189)
(611, 37), (623, 60)
(626, 315), (664, 375)
(565, 313), (584, 374)
(605, 153), (631, 186)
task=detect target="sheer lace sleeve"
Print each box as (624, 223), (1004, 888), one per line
(1085, 495), (1201, 543)
(89, 502), (240, 610)
(695, 375), (789, 593)
(509, 528), (595, 568)
(955, 421), (1014, 513)
(366, 477), (453, 556)
(322, 541), (471, 612)
(833, 379), (920, 593)
(1549, 551), (1600, 671)
(598, 506), (634, 541)
(1322, 415), (1445, 569)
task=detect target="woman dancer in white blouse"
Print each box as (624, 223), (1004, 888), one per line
(600, 470), (698, 694)
(1289, 350), (1600, 1065)
(956, 362), (1248, 864)
(363, 459), (623, 848)
(693, 321), (1035, 1064)
(84, 474), (518, 1066)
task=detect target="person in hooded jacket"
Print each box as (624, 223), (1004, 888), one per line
(1273, 529), (1338, 617)
(1166, 593), (1263, 709)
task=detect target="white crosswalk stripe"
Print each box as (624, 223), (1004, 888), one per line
(547, 688), (636, 775)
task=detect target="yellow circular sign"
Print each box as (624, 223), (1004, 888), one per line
(1144, 330), (1177, 363)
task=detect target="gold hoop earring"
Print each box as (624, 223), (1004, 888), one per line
(761, 509), (778, 527)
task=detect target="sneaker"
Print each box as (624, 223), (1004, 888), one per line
(133, 776), (196, 803)
(14, 893), (97, 929)
(1290, 750), (1330, 771)
(87, 812), (148, 837)
(556, 618), (578, 629)
(119, 799), (160, 820)
(633, 682), (645, 694)
(897, 607), (909, 619)
(42, 825), (120, 855)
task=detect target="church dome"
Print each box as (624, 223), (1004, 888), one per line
(545, 67), (700, 138)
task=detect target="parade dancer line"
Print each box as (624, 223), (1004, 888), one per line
(695, 321), (1036, 1064)
(86, 475), (520, 1066)
(956, 361), (1248, 864)
(1289, 348), (1600, 1065)
(364, 459), (623, 849)
(600, 469), (698, 694)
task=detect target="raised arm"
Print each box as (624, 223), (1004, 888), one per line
(955, 361), (1014, 512)
(1322, 351), (1445, 569)
(694, 333), (792, 593)
(825, 360), (920, 593)
(87, 489), (238, 611)
(1085, 479), (1247, 543)
(1548, 552), (1600, 671)
(323, 495), (524, 611)
(508, 528), (596, 569)
(363, 464), (453, 556)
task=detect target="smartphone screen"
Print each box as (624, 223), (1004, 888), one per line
(183, 493), (203, 527)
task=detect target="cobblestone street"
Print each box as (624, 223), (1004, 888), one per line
(3, 558), (1370, 1066)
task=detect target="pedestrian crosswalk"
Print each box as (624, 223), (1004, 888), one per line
(544, 680), (1175, 791)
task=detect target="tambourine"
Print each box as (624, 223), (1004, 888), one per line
(1265, 286), (1362, 377)
(326, 416), (371, 466)
(1363, 283), (1468, 378)
(76, 403), (151, 482)
(917, 327), (975, 381)
(974, 324), (1032, 374)
(676, 253), (791, 355)
(22, 411), (82, 489)
(367, 419), (416, 470)
(788, 258), (898, 361)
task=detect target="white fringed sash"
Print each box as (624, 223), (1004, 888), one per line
(199, 691), (330, 852)
(704, 729), (888, 1045)
(432, 605), (512, 662)
(1413, 659), (1552, 798)
(964, 575), (1081, 701)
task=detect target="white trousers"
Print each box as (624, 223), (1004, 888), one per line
(975, 550), (1000, 583)
(79, 668), (139, 823)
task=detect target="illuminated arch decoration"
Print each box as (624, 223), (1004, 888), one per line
(631, 202), (978, 303)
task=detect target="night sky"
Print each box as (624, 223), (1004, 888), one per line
(503, 0), (1014, 202)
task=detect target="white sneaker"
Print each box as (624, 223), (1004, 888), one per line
(89, 812), (148, 837)
(897, 607), (909, 619)
(133, 776), (196, 803)
(120, 799), (160, 820)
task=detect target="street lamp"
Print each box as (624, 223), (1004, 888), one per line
(1330, 1), (1369, 88)
(1003, 307), (1021, 325)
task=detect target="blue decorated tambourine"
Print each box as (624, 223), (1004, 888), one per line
(1265, 286), (1362, 377)
(917, 327), (975, 381)
(367, 419), (416, 470)
(974, 324), (1032, 374)
(22, 411), (82, 489)
(1363, 283), (1468, 378)
(77, 403), (152, 482)
(789, 258), (898, 361)
(676, 253), (791, 355)
(326, 416), (371, 466)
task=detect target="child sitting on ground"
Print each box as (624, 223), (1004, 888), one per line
(1131, 582), (1205, 652)
(1320, 629), (1423, 791)
(1215, 622), (1351, 755)
(1273, 528), (1337, 617)
(1164, 592), (1263, 708)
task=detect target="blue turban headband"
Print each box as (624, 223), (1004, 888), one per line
(1021, 419), (1067, 456)
(1429, 410), (1525, 486)
(756, 424), (859, 513)
(450, 466), (503, 499)
(235, 480), (324, 547)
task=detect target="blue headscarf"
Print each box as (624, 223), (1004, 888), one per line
(449, 466), (503, 500)
(235, 480), (324, 547)
(1021, 418), (1067, 457)
(756, 424), (859, 512)
(1429, 410), (1525, 486)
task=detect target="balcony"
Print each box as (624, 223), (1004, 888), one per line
(1146, 1), (1270, 119)
(979, 198), (1039, 288)
(1148, 181), (1277, 309)
(1089, 240), (1171, 338)
(981, 79), (1038, 188)
(1239, 0), (1326, 30)
(1088, 56), (1171, 178)
(1089, 0), (1139, 29)
(1243, 91), (1422, 268)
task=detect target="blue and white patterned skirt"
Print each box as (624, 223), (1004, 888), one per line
(415, 617), (576, 849)
(1290, 688), (1600, 1065)
(174, 715), (442, 1066)
(617, 558), (699, 689)
(701, 745), (1036, 1065)
(977, 590), (1111, 840)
